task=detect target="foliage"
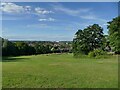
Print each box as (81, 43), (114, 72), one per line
(2, 37), (72, 56)
(88, 49), (107, 58)
(102, 35), (109, 50)
(107, 16), (120, 54)
(2, 39), (19, 56)
(73, 24), (104, 56)
(15, 42), (36, 55)
(34, 43), (51, 54)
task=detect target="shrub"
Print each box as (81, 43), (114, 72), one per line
(73, 52), (86, 58)
(88, 51), (95, 57)
(88, 49), (107, 58)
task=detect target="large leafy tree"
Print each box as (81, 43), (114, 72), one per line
(73, 24), (104, 55)
(107, 16), (120, 54)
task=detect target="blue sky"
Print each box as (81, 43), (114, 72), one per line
(1, 2), (118, 41)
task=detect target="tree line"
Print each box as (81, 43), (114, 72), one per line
(1, 39), (72, 56)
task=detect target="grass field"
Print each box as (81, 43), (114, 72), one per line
(2, 53), (118, 88)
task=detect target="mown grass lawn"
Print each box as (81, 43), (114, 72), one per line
(2, 53), (118, 88)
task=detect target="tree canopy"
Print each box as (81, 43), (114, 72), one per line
(2, 38), (72, 56)
(107, 16), (120, 54)
(73, 24), (104, 56)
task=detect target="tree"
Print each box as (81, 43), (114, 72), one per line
(107, 16), (120, 54)
(2, 39), (18, 56)
(73, 24), (104, 56)
(34, 43), (51, 54)
(15, 42), (35, 55)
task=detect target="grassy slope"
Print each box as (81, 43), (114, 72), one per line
(2, 53), (118, 88)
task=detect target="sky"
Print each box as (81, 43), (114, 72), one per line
(1, 2), (118, 41)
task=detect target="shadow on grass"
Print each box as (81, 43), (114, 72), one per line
(2, 57), (29, 62)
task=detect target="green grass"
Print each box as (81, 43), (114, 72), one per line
(2, 53), (118, 88)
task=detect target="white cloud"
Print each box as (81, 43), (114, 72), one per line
(24, 6), (31, 13)
(79, 14), (108, 23)
(38, 18), (47, 21)
(103, 23), (109, 26)
(1, 2), (24, 13)
(52, 4), (108, 23)
(80, 15), (96, 20)
(1, 2), (7, 6)
(26, 24), (47, 28)
(35, 7), (54, 15)
(1, 2), (54, 15)
(38, 18), (55, 21)
(1, 2), (31, 13)
(52, 4), (91, 16)
(53, 5), (96, 20)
